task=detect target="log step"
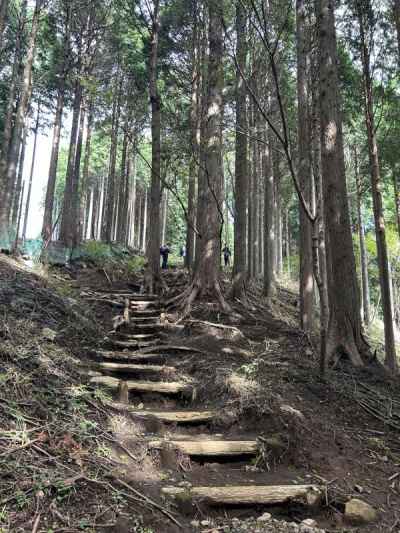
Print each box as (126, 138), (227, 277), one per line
(111, 340), (158, 349)
(130, 294), (159, 301)
(130, 316), (160, 322)
(95, 361), (175, 375)
(117, 333), (157, 340)
(96, 351), (165, 363)
(90, 376), (193, 395)
(107, 403), (216, 424)
(161, 485), (323, 507)
(131, 309), (160, 316)
(149, 439), (259, 456)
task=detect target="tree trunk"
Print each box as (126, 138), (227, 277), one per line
(11, 123), (27, 228)
(356, 1), (397, 372)
(42, 82), (67, 242)
(189, 0), (227, 310)
(145, 0), (162, 289)
(79, 103), (93, 242)
(0, 0), (38, 248)
(394, 0), (400, 65)
(0, 0), (9, 47)
(116, 125), (129, 243)
(59, 74), (83, 249)
(104, 76), (122, 243)
(22, 103), (41, 243)
(392, 166), (400, 239)
(297, 0), (315, 331)
(186, 0), (200, 270)
(354, 147), (370, 327)
(263, 129), (276, 297)
(317, 0), (367, 366)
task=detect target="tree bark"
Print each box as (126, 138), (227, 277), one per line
(263, 129), (276, 297)
(104, 76), (122, 243)
(59, 73), (83, 249)
(11, 123), (27, 229)
(354, 147), (370, 327)
(0, 0), (38, 248)
(22, 103), (41, 243)
(80, 103), (93, 242)
(394, 0), (400, 65)
(297, 0), (315, 332)
(145, 0), (162, 289)
(0, 0), (9, 47)
(317, 0), (368, 366)
(189, 0), (227, 310)
(186, 0), (200, 270)
(356, 1), (397, 372)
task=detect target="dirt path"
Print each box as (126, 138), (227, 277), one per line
(84, 283), (332, 533)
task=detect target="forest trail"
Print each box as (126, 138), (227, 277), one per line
(87, 283), (326, 532)
(83, 272), (400, 533)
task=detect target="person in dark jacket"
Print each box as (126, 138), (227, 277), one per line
(222, 244), (231, 267)
(160, 244), (170, 269)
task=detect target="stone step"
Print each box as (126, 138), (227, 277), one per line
(149, 438), (259, 457)
(95, 361), (175, 375)
(107, 403), (216, 424)
(90, 376), (193, 395)
(161, 485), (323, 507)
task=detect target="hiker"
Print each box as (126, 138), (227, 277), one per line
(222, 244), (231, 267)
(160, 243), (170, 269)
(179, 245), (186, 258)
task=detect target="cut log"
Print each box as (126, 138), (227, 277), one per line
(130, 294), (159, 301)
(136, 345), (203, 354)
(95, 362), (176, 374)
(111, 340), (158, 349)
(106, 403), (216, 424)
(131, 309), (160, 316)
(161, 485), (322, 507)
(149, 439), (259, 456)
(117, 333), (157, 340)
(90, 376), (193, 395)
(96, 351), (165, 363)
(130, 316), (160, 322)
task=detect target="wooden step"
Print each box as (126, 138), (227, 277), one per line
(149, 439), (258, 456)
(131, 301), (158, 307)
(107, 403), (216, 424)
(117, 333), (157, 340)
(90, 376), (193, 395)
(130, 324), (164, 332)
(96, 351), (165, 363)
(130, 294), (158, 301)
(161, 485), (322, 507)
(95, 362), (175, 375)
(131, 309), (159, 316)
(111, 339), (158, 349)
(130, 316), (160, 322)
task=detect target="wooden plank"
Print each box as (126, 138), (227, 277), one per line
(161, 485), (322, 507)
(106, 403), (216, 423)
(95, 362), (175, 374)
(149, 439), (258, 456)
(90, 376), (192, 395)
